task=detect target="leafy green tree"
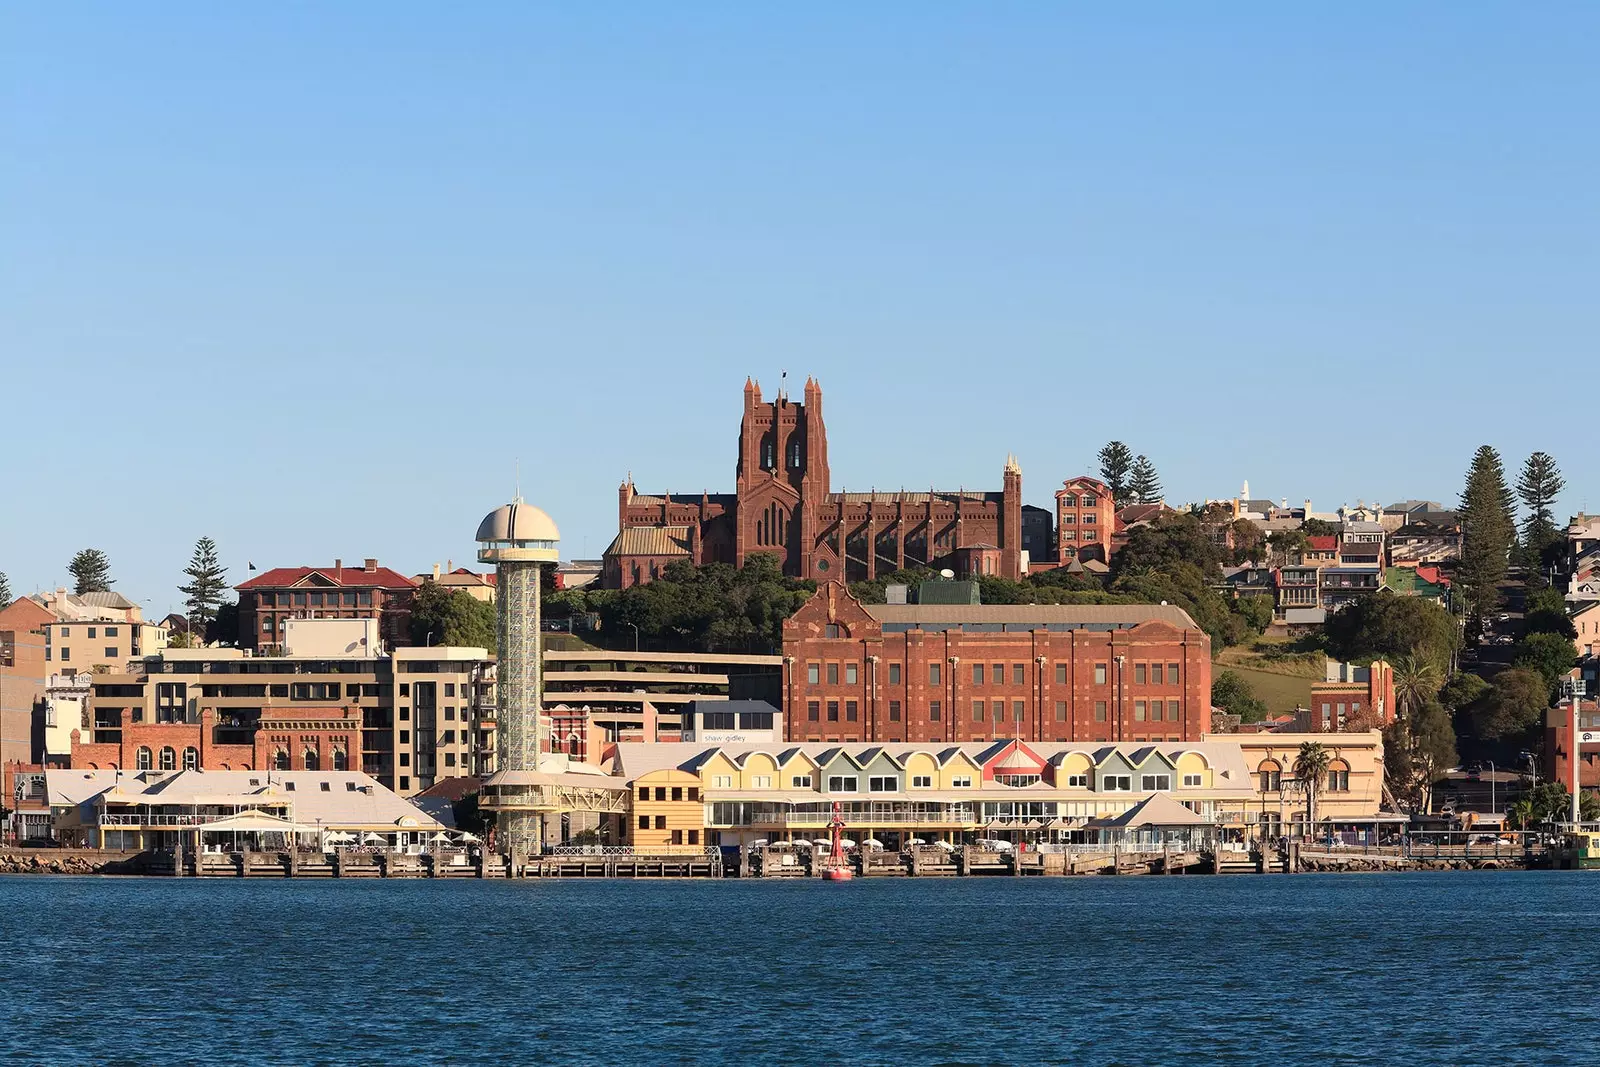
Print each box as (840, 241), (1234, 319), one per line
(1293, 742), (1331, 830)
(1233, 594), (1274, 634)
(0, 572), (10, 605)
(1302, 518), (1339, 538)
(179, 536), (228, 634)
(1524, 586), (1576, 638)
(1097, 441), (1135, 509)
(1470, 668), (1548, 740)
(1267, 529), (1307, 567)
(1228, 519), (1267, 565)
(1322, 594), (1460, 674)
(411, 582), (498, 652)
(67, 549), (113, 595)
(1114, 512), (1222, 576)
(598, 554), (813, 654)
(1212, 671), (1269, 723)
(1516, 451), (1566, 570)
(1437, 671), (1489, 711)
(1458, 445), (1515, 620)
(1408, 701), (1459, 813)
(1513, 631), (1577, 695)
(1517, 781), (1600, 826)
(1128, 454), (1163, 505)
(207, 600), (240, 646)
(1025, 567), (1107, 593)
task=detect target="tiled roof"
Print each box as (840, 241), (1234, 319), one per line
(1306, 536), (1338, 551)
(604, 526), (693, 558)
(237, 566), (417, 591)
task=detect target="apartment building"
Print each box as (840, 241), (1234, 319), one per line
(42, 617), (169, 671)
(67, 644), (492, 798)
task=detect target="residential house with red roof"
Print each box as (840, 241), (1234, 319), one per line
(236, 558), (417, 653)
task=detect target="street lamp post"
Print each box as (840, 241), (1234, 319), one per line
(624, 622), (639, 652)
(1486, 761), (1496, 816)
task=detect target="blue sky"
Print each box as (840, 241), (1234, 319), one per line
(3, 5), (1596, 610)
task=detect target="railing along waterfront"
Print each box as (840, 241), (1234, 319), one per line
(99, 811), (288, 828)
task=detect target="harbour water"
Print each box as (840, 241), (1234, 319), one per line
(5, 871), (1599, 1066)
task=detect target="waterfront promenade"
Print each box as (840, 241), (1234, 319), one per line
(0, 833), (1538, 880)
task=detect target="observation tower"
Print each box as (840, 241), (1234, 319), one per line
(475, 496), (560, 861)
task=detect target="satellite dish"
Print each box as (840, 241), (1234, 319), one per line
(939, 569), (955, 579)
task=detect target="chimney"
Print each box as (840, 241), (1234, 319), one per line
(1303, 499), (1312, 516)
(432, 563), (441, 580)
(363, 559), (377, 572)
(334, 558), (343, 571)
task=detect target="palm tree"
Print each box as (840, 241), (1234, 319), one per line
(1391, 653), (1441, 722)
(1293, 741), (1332, 837)
(1509, 798), (1535, 831)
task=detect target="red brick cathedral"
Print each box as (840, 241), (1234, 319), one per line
(604, 377), (1026, 588)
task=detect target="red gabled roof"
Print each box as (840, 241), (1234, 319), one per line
(1306, 536), (1337, 551)
(1414, 565), (1451, 587)
(237, 566), (417, 591)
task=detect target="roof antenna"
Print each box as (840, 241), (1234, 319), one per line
(515, 458), (521, 501)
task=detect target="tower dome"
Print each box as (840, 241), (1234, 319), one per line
(476, 498), (560, 564)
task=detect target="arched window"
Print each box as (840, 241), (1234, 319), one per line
(788, 438), (802, 470)
(761, 436), (776, 470)
(331, 749), (348, 771)
(274, 749), (290, 771)
(1257, 760), (1281, 793)
(303, 750), (319, 771)
(158, 747), (176, 771)
(1326, 760), (1351, 793)
(135, 747), (152, 771)
(182, 747), (199, 771)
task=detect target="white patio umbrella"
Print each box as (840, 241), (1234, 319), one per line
(427, 832), (451, 843)
(748, 839), (769, 848)
(934, 841), (957, 851)
(457, 832), (481, 842)
(812, 839), (832, 848)
(908, 838), (927, 845)
(361, 832), (385, 844)
(861, 838), (884, 849)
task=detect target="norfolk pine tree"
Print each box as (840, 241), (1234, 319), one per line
(1457, 446), (1514, 620)
(1097, 441), (1135, 509)
(67, 549), (113, 595)
(1128, 455), (1163, 505)
(1516, 451), (1566, 571)
(0, 572), (10, 605)
(180, 537), (228, 632)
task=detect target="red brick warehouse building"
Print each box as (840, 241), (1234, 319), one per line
(781, 582), (1213, 745)
(605, 377), (1031, 587)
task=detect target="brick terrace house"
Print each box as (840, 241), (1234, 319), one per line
(606, 378), (1028, 587)
(237, 559), (417, 653)
(781, 581), (1212, 745)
